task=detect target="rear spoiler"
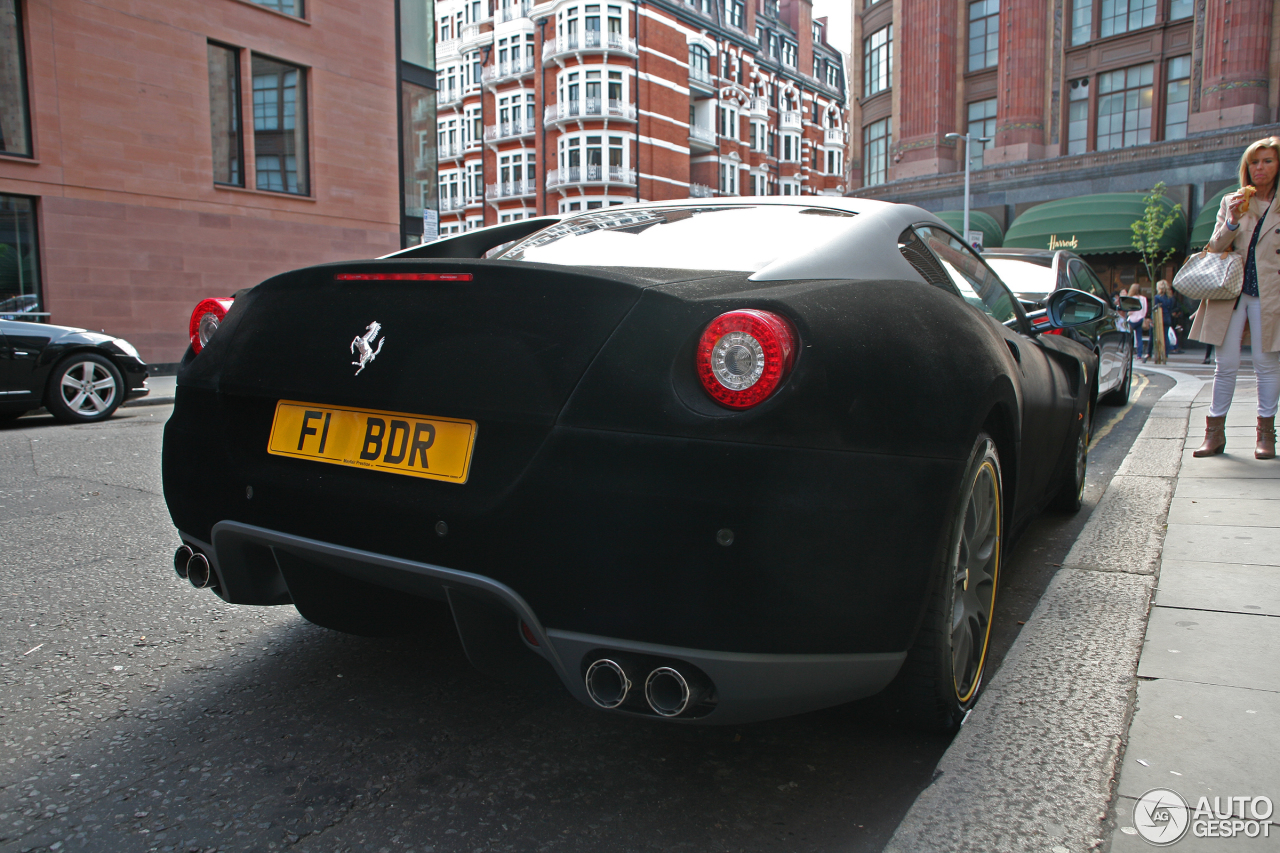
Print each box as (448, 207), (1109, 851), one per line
(379, 216), (564, 260)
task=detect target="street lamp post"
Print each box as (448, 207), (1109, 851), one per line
(945, 132), (992, 249)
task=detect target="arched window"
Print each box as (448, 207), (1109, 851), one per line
(689, 45), (711, 84)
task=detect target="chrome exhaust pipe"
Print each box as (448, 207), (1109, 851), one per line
(186, 553), (216, 590)
(584, 659), (632, 709)
(644, 667), (709, 717)
(173, 545), (193, 580)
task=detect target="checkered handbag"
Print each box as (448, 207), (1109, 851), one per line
(1172, 251), (1243, 301)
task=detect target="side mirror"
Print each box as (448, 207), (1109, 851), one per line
(1039, 288), (1107, 332)
(1116, 296), (1143, 312)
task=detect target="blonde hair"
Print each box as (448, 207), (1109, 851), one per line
(1238, 136), (1280, 192)
(1156, 279), (1171, 296)
(1128, 283), (1142, 296)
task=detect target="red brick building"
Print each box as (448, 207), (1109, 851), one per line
(0, 0), (434, 364)
(433, 0), (847, 233)
(845, 0), (1279, 288)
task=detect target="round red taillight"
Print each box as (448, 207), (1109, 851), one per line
(696, 309), (797, 409)
(189, 298), (234, 354)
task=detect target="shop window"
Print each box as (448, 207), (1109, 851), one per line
(966, 98), (997, 168)
(863, 118), (891, 187)
(1164, 55), (1190, 140)
(1096, 63), (1152, 151)
(863, 25), (891, 97)
(1, 0), (31, 157)
(0, 194), (41, 317)
(968, 0), (999, 71)
(1100, 0), (1156, 38)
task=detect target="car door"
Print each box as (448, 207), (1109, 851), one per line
(915, 227), (1073, 504)
(0, 319), (51, 407)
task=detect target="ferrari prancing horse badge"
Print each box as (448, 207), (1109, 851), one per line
(351, 321), (385, 375)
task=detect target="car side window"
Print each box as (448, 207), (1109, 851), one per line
(1076, 262), (1111, 302)
(916, 226), (1019, 325)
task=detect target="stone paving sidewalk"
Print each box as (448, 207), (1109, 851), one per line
(1107, 378), (1280, 851)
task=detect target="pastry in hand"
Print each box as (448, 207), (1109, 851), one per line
(1239, 184), (1256, 213)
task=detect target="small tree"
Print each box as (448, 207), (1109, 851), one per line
(1131, 182), (1183, 286)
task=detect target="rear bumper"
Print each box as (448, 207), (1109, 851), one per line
(184, 521), (905, 724)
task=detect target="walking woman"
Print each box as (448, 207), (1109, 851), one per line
(1127, 283), (1148, 362)
(1191, 136), (1280, 459)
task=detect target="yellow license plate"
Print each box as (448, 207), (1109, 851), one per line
(267, 401), (477, 483)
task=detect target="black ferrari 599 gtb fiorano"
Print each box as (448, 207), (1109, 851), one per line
(162, 198), (1111, 728)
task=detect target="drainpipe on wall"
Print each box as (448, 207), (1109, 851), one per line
(537, 16), (549, 216)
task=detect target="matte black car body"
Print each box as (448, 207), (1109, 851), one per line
(983, 247), (1134, 405)
(0, 318), (149, 420)
(161, 199), (1099, 725)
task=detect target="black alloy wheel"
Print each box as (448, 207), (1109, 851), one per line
(892, 433), (1003, 731)
(45, 353), (125, 424)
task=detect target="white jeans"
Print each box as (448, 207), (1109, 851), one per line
(1209, 294), (1280, 418)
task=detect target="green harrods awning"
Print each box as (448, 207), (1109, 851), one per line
(934, 210), (1004, 248)
(1004, 192), (1187, 255)
(1189, 186), (1235, 249)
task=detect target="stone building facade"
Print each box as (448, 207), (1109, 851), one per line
(845, 0), (1280, 290)
(433, 0), (847, 233)
(0, 0), (434, 364)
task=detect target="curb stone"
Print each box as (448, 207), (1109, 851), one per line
(883, 366), (1200, 853)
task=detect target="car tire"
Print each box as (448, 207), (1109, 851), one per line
(892, 433), (1003, 732)
(1102, 350), (1132, 406)
(45, 353), (125, 423)
(1050, 400), (1091, 513)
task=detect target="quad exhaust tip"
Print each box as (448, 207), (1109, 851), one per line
(173, 545), (193, 580)
(645, 667), (697, 717)
(185, 552), (216, 590)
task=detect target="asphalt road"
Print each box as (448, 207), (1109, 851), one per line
(0, 372), (1172, 853)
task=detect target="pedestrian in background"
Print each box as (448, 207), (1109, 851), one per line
(1127, 283), (1148, 362)
(1154, 279), (1178, 360)
(1190, 135), (1280, 459)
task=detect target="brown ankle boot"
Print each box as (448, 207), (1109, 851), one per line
(1193, 415), (1227, 457)
(1257, 416), (1277, 459)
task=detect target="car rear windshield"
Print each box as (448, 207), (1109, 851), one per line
(494, 205), (857, 271)
(985, 258), (1057, 295)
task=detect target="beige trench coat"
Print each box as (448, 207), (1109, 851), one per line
(1188, 193), (1280, 351)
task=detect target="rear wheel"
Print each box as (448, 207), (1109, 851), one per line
(45, 353), (124, 423)
(892, 433), (1002, 731)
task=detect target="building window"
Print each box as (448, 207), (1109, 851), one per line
(1070, 0), (1092, 45)
(690, 45), (711, 85)
(863, 117), (890, 186)
(966, 98), (997, 168)
(1096, 63), (1152, 150)
(1067, 77), (1089, 154)
(1099, 0), (1156, 38)
(826, 62), (842, 90)
(249, 0), (303, 15)
(1, 0), (32, 157)
(207, 44), (244, 186)
(1164, 55), (1191, 140)
(968, 0), (999, 72)
(719, 104), (739, 140)
(1169, 0), (1192, 19)
(0, 194), (41, 315)
(252, 55), (309, 195)
(402, 81), (435, 218)
(863, 25), (891, 97)
(719, 162), (739, 195)
(724, 0), (744, 29)
(825, 148), (842, 175)
(400, 0), (433, 69)
(781, 132), (800, 161)
(781, 40), (797, 67)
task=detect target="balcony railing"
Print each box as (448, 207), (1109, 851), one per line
(464, 136), (484, 152)
(689, 65), (713, 88)
(689, 124), (715, 145)
(486, 179), (538, 200)
(439, 196), (471, 212)
(546, 165), (637, 188)
(749, 96), (769, 117)
(824, 127), (846, 146)
(484, 118), (536, 141)
(481, 55), (537, 83)
(780, 110), (802, 130)
(460, 20), (491, 44)
(543, 32), (638, 61)
(544, 98), (637, 124)
(435, 143), (464, 161)
(688, 183), (714, 198)
(438, 88), (463, 107)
